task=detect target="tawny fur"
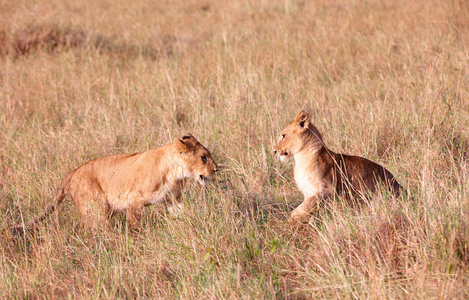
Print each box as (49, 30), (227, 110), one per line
(274, 111), (403, 221)
(12, 134), (218, 233)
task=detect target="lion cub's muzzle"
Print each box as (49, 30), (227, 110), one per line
(198, 167), (218, 186)
(274, 148), (290, 162)
(274, 149), (288, 156)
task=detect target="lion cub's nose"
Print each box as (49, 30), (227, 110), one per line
(274, 150), (277, 154)
(213, 168), (218, 174)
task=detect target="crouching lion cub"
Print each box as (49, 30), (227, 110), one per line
(274, 111), (404, 221)
(13, 133), (218, 233)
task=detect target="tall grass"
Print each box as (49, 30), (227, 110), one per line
(1, 0), (468, 298)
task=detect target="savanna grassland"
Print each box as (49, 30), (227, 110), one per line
(1, 0), (468, 298)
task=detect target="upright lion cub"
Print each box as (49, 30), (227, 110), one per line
(13, 134), (218, 233)
(274, 111), (403, 221)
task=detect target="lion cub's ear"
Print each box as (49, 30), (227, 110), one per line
(294, 110), (310, 128)
(174, 134), (198, 153)
(174, 138), (190, 153)
(181, 133), (198, 149)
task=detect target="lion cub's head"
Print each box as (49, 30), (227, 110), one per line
(174, 134), (218, 185)
(274, 110), (323, 161)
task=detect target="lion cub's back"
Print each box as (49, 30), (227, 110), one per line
(65, 152), (143, 191)
(340, 154), (402, 195)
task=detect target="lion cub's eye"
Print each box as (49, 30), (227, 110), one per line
(281, 134), (286, 140)
(202, 156), (207, 163)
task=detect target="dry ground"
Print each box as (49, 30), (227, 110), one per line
(1, 0), (468, 298)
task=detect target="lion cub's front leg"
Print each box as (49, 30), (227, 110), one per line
(290, 196), (317, 221)
(126, 205), (143, 232)
(166, 192), (184, 218)
(290, 194), (328, 222)
(165, 182), (185, 218)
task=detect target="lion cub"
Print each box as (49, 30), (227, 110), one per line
(274, 111), (403, 221)
(14, 134), (218, 233)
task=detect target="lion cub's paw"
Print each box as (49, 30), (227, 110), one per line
(289, 209), (311, 224)
(168, 203), (184, 219)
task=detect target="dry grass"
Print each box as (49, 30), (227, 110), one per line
(1, 0), (468, 298)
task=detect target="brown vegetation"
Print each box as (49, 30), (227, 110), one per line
(0, 24), (164, 59)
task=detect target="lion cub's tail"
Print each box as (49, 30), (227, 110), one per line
(10, 176), (69, 235)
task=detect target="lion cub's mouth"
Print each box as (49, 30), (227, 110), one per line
(198, 175), (210, 185)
